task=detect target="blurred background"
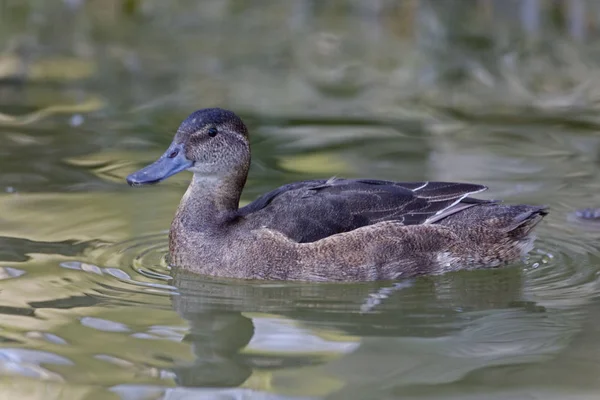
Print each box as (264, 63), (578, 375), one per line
(2, 0), (600, 399)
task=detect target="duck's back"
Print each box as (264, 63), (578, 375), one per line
(237, 179), (492, 243)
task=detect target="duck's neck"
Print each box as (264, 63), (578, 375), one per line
(175, 170), (248, 228)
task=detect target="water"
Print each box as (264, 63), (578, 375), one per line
(2, 1), (600, 399)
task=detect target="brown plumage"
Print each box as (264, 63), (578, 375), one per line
(127, 108), (548, 282)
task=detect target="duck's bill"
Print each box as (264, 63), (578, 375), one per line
(126, 143), (193, 186)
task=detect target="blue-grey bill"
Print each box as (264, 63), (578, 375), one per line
(126, 143), (193, 186)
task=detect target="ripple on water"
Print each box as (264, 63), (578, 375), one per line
(523, 230), (600, 308)
(60, 233), (175, 298)
(0, 349), (72, 381)
(70, 222), (600, 323)
(36, 207), (600, 395)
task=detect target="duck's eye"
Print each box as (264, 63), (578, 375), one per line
(207, 127), (218, 137)
(167, 149), (179, 159)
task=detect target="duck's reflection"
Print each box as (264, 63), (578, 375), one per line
(170, 310), (254, 387)
(167, 266), (556, 396)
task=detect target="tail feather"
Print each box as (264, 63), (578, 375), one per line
(505, 206), (549, 239)
(437, 203), (548, 266)
(437, 203), (548, 240)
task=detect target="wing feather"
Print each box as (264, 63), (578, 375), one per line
(238, 178), (490, 243)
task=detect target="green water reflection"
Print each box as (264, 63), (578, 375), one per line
(2, 1), (600, 399)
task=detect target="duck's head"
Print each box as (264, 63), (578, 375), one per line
(126, 108), (250, 186)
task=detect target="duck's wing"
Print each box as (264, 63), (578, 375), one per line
(238, 179), (490, 243)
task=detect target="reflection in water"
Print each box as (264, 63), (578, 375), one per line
(2, 0), (600, 399)
(166, 263), (579, 397)
(0, 116), (599, 397)
(173, 311), (254, 387)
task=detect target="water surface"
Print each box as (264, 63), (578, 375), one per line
(1, 1), (600, 399)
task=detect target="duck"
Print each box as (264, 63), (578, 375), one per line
(126, 108), (548, 282)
